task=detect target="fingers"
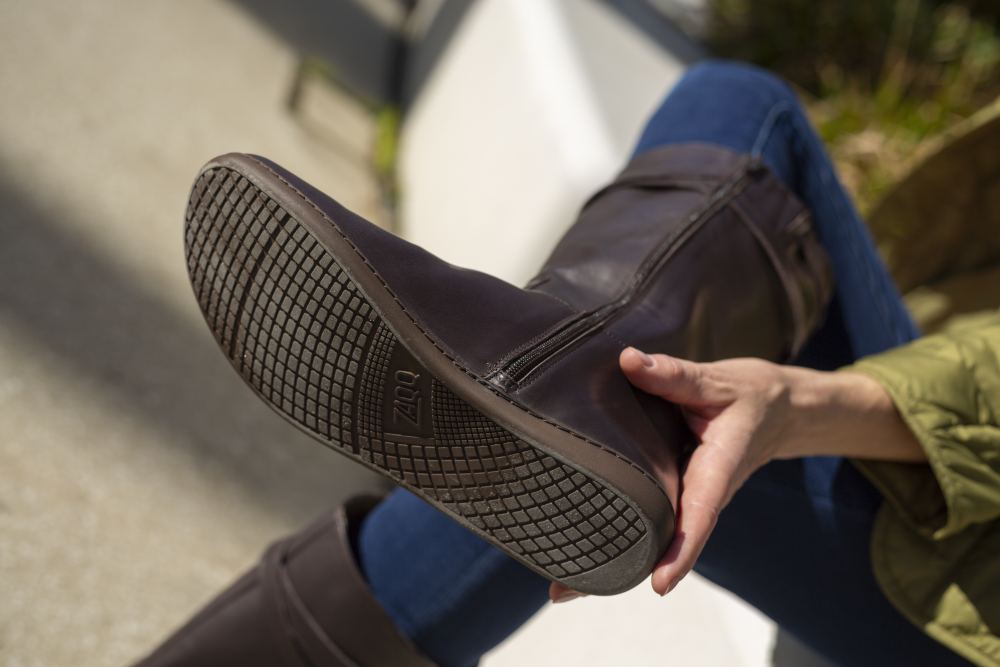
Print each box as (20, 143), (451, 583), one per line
(551, 441), (737, 599)
(650, 441), (737, 595)
(551, 349), (747, 600)
(619, 348), (729, 408)
(549, 581), (587, 604)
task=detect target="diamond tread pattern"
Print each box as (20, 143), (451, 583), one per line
(185, 166), (645, 580)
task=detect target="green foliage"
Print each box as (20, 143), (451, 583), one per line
(707, 0), (999, 212)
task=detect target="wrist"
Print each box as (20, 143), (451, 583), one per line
(775, 368), (877, 458)
(774, 366), (838, 458)
(777, 367), (924, 462)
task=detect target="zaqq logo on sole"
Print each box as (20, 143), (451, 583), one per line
(382, 342), (433, 440)
(392, 370), (422, 428)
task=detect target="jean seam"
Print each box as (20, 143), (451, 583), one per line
(757, 103), (913, 351)
(793, 112), (899, 345)
(750, 100), (794, 159)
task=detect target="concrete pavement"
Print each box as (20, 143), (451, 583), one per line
(0, 3), (386, 664)
(0, 3), (799, 666)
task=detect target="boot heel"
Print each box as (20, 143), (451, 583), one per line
(185, 159), (665, 595)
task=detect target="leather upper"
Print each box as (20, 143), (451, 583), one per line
(526, 143), (831, 359)
(513, 145), (831, 497)
(249, 145), (832, 504)
(135, 496), (435, 667)
(251, 155), (578, 378)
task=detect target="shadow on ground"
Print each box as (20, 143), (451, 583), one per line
(0, 172), (383, 525)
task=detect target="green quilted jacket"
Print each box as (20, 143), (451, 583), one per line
(847, 310), (1000, 665)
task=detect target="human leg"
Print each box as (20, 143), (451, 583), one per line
(357, 490), (549, 667)
(635, 61), (963, 665)
(633, 60), (919, 364)
(359, 61), (952, 667)
(143, 58), (881, 667)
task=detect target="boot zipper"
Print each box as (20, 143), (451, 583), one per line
(488, 162), (759, 392)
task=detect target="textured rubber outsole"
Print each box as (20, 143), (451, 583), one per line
(184, 156), (663, 594)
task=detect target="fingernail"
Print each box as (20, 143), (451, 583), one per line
(552, 589), (586, 604)
(654, 573), (678, 596)
(632, 348), (655, 368)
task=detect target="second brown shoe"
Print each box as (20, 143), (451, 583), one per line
(184, 145), (831, 595)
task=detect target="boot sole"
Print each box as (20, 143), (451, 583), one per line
(184, 154), (669, 595)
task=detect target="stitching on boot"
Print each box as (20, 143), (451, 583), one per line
(239, 155), (669, 504)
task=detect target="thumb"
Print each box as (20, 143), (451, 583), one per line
(620, 348), (726, 407)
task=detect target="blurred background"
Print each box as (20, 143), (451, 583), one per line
(0, 1), (996, 666)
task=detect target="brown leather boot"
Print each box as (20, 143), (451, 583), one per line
(184, 145), (831, 596)
(134, 496), (435, 667)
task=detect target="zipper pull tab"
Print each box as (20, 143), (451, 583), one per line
(488, 370), (515, 392)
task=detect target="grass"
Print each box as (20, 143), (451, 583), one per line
(707, 0), (1000, 213)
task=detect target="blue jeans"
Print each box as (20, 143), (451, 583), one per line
(357, 62), (963, 666)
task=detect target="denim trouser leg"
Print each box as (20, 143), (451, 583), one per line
(357, 487), (550, 667)
(632, 60), (920, 363)
(357, 61), (963, 667)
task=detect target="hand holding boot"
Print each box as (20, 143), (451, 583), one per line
(551, 346), (923, 602)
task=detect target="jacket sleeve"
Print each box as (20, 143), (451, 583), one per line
(845, 311), (1000, 540)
